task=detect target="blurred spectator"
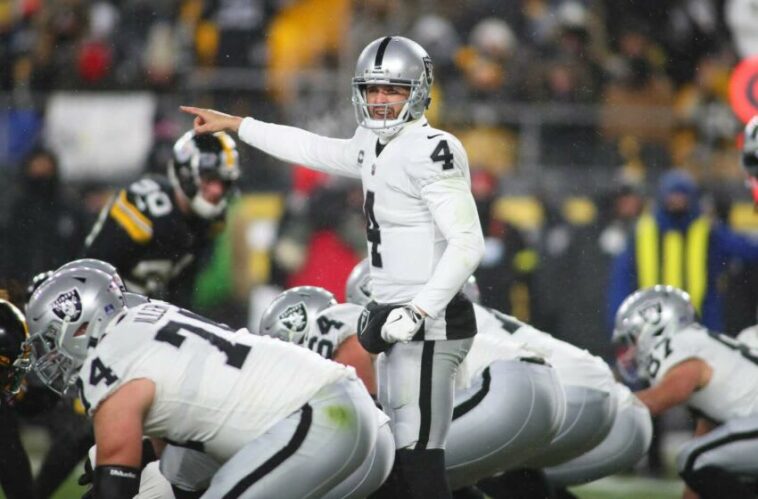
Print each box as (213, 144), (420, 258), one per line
(601, 21), (674, 148)
(408, 14), (461, 86)
(471, 170), (537, 319)
(207, 0), (272, 67)
(275, 183), (364, 302)
(608, 169), (758, 332)
(0, 147), (86, 285)
(454, 17), (527, 102)
(725, 0), (758, 58)
(268, 0), (351, 103)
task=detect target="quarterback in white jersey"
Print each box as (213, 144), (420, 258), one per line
(615, 285), (758, 498)
(182, 35), (484, 498)
(24, 266), (379, 499)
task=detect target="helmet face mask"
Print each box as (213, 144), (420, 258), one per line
(25, 268), (126, 395)
(259, 286), (337, 344)
(612, 285), (695, 381)
(169, 131), (240, 220)
(351, 36), (433, 139)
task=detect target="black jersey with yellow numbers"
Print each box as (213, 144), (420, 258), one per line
(83, 175), (223, 304)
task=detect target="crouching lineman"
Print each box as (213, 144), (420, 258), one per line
(259, 286), (394, 498)
(615, 285), (758, 498)
(24, 266), (381, 499)
(261, 271), (564, 494)
(466, 295), (651, 496)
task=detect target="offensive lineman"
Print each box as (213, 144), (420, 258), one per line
(84, 131), (240, 306)
(614, 285), (758, 498)
(181, 35), (485, 498)
(24, 266), (381, 499)
(259, 286), (394, 499)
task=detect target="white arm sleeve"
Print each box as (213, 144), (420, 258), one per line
(411, 176), (485, 317)
(237, 117), (361, 178)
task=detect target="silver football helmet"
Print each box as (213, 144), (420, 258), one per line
(345, 258), (372, 307)
(742, 116), (758, 178)
(57, 258), (147, 307)
(58, 259), (126, 293)
(25, 267), (126, 395)
(351, 36), (433, 139)
(259, 286), (337, 344)
(612, 285), (695, 381)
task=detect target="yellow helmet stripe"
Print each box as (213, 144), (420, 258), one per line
(217, 133), (236, 169)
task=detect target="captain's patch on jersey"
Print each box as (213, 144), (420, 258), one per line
(52, 289), (82, 322)
(279, 302), (308, 333)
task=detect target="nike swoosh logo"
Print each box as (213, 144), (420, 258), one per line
(427, 134), (442, 139)
(387, 316), (403, 325)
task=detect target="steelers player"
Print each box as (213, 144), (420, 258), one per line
(84, 130), (240, 307)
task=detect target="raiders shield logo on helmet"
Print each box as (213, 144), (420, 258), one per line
(52, 290), (83, 322)
(357, 308), (370, 335)
(640, 303), (663, 325)
(278, 302), (308, 333)
(422, 56), (433, 85)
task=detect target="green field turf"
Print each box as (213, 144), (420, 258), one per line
(0, 428), (685, 498)
(0, 470), (684, 499)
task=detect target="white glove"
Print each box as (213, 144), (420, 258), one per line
(381, 305), (425, 343)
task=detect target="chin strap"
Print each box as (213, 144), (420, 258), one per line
(190, 195), (226, 220)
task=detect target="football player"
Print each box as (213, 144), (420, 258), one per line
(182, 35), (485, 498)
(259, 286), (393, 499)
(614, 285), (758, 498)
(261, 280), (565, 495)
(25, 265), (380, 499)
(0, 298), (34, 499)
(466, 301), (651, 495)
(83, 130), (240, 306)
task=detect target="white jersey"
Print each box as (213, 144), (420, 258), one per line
(238, 117), (484, 331)
(645, 324), (758, 422)
(304, 303), (364, 359)
(456, 305), (545, 390)
(79, 302), (354, 461)
(737, 324), (758, 349)
(474, 305), (615, 393)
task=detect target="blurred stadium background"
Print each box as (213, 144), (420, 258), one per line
(1, 0), (758, 497)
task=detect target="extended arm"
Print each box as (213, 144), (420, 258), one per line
(180, 106), (359, 178)
(412, 176), (485, 317)
(635, 358), (711, 416)
(334, 335), (376, 396)
(92, 379), (155, 499)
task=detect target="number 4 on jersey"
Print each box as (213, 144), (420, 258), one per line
(430, 140), (454, 170)
(89, 357), (118, 387)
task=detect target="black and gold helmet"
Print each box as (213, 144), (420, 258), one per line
(168, 130), (240, 219)
(0, 299), (30, 396)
